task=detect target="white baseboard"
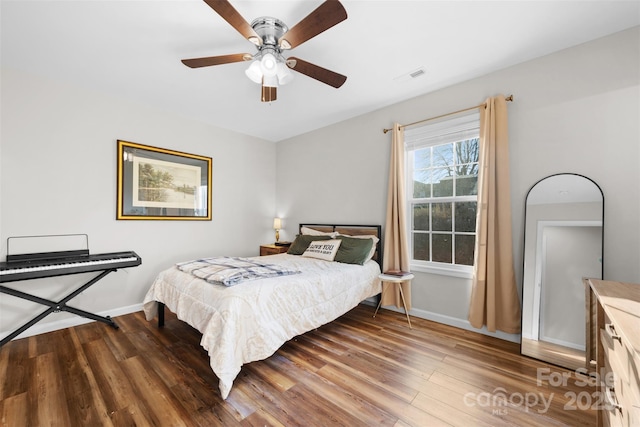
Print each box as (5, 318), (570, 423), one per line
(3, 300), (521, 345)
(372, 303), (521, 343)
(0, 303), (144, 342)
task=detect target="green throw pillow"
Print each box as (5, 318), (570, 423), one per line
(334, 235), (374, 265)
(287, 235), (332, 255)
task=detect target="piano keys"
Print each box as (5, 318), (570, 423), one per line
(0, 251), (141, 282)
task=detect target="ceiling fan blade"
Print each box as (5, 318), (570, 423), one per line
(286, 57), (346, 88)
(203, 0), (262, 46)
(181, 53), (252, 68)
(278, 1), (347, 49)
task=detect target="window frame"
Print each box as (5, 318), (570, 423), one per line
(404, 112), (480, 278)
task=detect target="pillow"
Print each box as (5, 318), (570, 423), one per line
(337, 233), (379, 262)
(301, 239), (342, 261)
(287, 234), (332, 255)
(301, 226), (338, 238)
(334, 235), (375, 265)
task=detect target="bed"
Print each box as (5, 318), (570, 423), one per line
(142, 224), (382, 399)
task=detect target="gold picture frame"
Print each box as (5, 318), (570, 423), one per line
(117, 140), (212, 220)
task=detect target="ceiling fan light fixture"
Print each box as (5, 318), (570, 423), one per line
(260, 52), (278, 76)
(276, 61), (293, 85)
(245, 60), (263, 84)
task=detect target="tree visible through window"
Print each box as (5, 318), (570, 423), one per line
(406, 113), (480, 271)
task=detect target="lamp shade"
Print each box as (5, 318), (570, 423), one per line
(273, 218), (282, 230)
(276, 62), (293, 85)
(245, 61), (262, 84)
(260, 53), (278, 77)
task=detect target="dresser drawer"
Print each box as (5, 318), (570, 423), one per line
(601, 321), (627, 374)
(600, 321), (640, 427)
(625, 356), (640, 427)
(601, 355), (624, 427)
(587, 279), (640, 427)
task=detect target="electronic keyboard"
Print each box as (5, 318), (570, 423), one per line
(0, 250), (141, 283)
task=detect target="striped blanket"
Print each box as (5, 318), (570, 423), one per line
(176, 256), (301, 287)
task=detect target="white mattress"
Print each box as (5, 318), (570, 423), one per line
(142, 253), (381, 399)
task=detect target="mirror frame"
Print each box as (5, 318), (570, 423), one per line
(520, 173), (604, 369)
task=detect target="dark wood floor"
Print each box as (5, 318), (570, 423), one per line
(0, 304), (596, 426)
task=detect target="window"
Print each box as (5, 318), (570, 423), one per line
(405, 112), (480, 276)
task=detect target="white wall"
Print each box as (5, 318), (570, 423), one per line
(276, 27), (640, 340)
(0, 68), (277, 338)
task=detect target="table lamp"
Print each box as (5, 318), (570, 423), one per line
(273, 217), (282, 243)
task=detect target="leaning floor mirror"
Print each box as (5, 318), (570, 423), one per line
(521, 173), (603, 370)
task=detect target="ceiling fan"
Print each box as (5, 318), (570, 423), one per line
(181, 0), (348, 102)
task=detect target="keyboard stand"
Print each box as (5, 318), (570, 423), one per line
(0, 269), (119, 347)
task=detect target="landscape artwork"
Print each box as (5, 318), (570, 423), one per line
(116, 140), (212, 220)
(132, 157), (201, 210)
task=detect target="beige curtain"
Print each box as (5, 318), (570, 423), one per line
(381, 123), (412, 309)
(468, 95), (521, 334)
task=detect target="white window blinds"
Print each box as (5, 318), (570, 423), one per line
(404, 110), (480, 150)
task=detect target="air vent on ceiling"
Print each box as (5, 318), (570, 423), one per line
(409, 68), (426, 78)
(393, 67), (427, 82)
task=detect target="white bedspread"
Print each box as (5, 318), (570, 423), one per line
(142, 253), (381, 399)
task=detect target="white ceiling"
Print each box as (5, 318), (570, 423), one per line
(2, 1), (639, 142)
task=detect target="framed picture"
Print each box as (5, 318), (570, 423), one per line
(117, 140), (212, 220)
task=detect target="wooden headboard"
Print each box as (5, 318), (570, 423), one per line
(299, 224), (383, 267)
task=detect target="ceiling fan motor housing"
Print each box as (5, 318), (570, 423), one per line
(251, 17), (288, 52)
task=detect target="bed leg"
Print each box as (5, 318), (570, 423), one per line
(158, 302), (165, 327)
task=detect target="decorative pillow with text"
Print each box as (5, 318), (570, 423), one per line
(301, 239), (342, 261)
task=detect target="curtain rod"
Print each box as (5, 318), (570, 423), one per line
(382, 94), (514, 134)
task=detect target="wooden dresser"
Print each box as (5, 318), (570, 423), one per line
(585, 278), (640, 427)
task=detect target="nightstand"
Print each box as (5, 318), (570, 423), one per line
(260, 243), (290, 256)
(373, 273), (414, 328)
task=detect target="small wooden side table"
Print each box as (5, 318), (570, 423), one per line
(260, 243), (291, 256)
(374, 273), (414, 328)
